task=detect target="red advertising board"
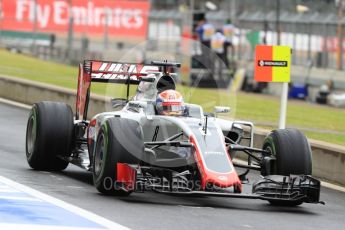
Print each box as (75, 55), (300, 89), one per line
(0, 0), (150, 38)
(322, 37), (345, 52)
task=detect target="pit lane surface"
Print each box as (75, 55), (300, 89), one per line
(0, 102), (344, 230)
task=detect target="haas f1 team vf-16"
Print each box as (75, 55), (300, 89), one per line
(25, 60), (322, 206)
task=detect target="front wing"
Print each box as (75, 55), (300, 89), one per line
(116, 168), (322, 205)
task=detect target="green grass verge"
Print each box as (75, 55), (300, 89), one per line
(0, 49), (344, 146)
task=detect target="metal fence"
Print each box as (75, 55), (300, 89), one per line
(234, 10), (343, 69)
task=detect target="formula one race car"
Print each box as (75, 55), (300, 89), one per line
(25, 60), (322, 206)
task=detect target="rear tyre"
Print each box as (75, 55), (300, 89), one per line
(262, 128), (312, 206)
(26, 101), (74, 171)
(92, 118), (143, 195)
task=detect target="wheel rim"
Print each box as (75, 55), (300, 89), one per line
(94, 133), (105, 177)
(265, 145), (273, 157)
(263, 142), (277, 174)
(26, 115), (36, 158)
(263, 136), (276, 159)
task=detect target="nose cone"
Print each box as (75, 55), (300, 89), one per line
(203, 171), (242, 191)
(190, 135), (242, 192)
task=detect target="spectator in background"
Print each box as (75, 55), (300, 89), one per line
(49, 34), (56, 57)
(195, 18), (215, 70)
(211, 30), (227, 78)
(222, 19), (235, 65)
(211, 29), (229, 68)
(195, 18), (215, 55)
(211, 30), (226, 60)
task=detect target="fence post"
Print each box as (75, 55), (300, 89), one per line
(292, 26), (297, 65)
(104, 7), (109, 50)
(307, 22), (312, 61)
(32, 0), (37, 55)
(0, 0), (3, 44)
(337, 0), (343, 70)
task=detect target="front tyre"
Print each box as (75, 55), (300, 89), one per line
(262, 128), (312, 206)
(92, 118), (143, 196)
(26, 101), (74, 171)
(262, 128), (312, 176)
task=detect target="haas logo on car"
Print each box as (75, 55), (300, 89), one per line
(91, 62), (159, 81)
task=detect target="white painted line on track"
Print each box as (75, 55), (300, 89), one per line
(0, 176), (130, 230)
(2, 97), (345, 194)
(0, 195), (42, 201)
(0, 97), (31, 110)
(0, 223), (109, 230)
(321, 181), (345, 193)
(0, 188), (22, 193)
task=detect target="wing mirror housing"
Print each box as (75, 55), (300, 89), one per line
(128, 101), (147, 109)
(111, 98), (127, 110)
(140, 76), (156, 83)
(214, 106), (231, 114)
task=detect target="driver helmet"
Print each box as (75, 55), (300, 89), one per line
(156, 90), (185, 116)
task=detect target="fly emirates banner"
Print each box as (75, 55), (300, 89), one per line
(0, 0), (150, 38)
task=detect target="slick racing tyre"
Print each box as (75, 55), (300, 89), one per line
(262, 128), (312, 176)
(262, 128), (312, 206)
(92, 117), (143, 196)
(26, 101), (74, 171)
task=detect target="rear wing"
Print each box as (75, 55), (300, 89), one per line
(88, 61), (160, 84)
(75, 60), (181, 120)
(76, 60), (162, 120)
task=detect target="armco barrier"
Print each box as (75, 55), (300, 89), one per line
(1, 75), (345, 186)
(0, 75), (108, 118)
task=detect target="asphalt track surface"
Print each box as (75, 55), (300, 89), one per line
(1, 102), (345, 230)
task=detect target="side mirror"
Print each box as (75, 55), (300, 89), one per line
(140, 76), (156, 83)
(111, 98), (127, 109)
(128, 101), (147, 109)
(214, 106), (230, 114)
